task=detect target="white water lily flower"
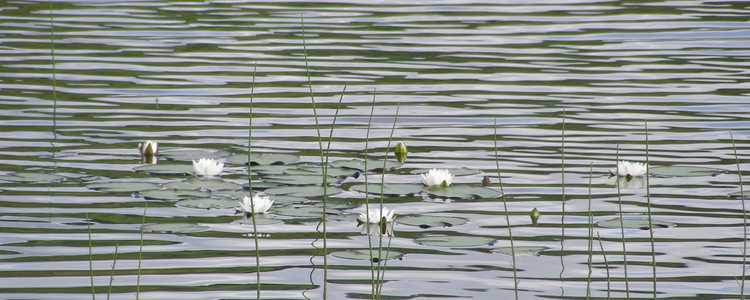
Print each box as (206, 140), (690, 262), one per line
(192, 158), (224, 177)
(138, 140), (158, 156)
(614, 160), (648, 177)
(357, 207), (395, 224)
(420, 168), (455, 187)
(237, 195), (274, 214)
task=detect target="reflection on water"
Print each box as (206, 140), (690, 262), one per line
(1, 0), (749, 299)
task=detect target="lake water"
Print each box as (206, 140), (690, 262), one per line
(1, 0), (749, 299)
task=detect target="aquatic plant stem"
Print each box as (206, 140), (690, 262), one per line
(300, 15), (329, 298)
(86, 213), (95, 300)
(559, 109), (566, 295)
(136, 204), (147, 300)
(374, 101), (400, 300)
(248, 63), (261, 300)
(586, 163), (594, 299)
(615, 145), (630, 298)
(107, 245), (118, 300)
(597, 232), (611, 300)
(493, 118), (518, 299)
(644, 120), (656, 299)
(363, 94), (376, 297)
(730, 131), (747, 299)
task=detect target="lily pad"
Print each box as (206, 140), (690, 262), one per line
(350, 183), (423, 197)
(264, 174), (340, 186)
(729, 190), (750, 199)
(134, 164), (193, 176)
(330, 249), (404, 262)
(158, 149), (230, 162)
(0, 172), (64, 183)
(250, 165), (298, 175)
(87, 181), (160, 193)
(313, 200), (360, 210)
(415, 235), (496, 247)
(241, 181), (280, 190)
(649, 166), (727, 178)
(397, 215), (469, 228)
(424, 185), (500, 199)
(330, 159), (401, 173)
(286, 166), (360, 178)
(412, 167), (480, 177)
(163, 178), (240, 191)
(274, 205), (343, 218)
(491, 246), (548, 256)
(137, 189), (210, 201)
(231, 217), (282, 225)
(176, 198), (239, 209)
(596, 217), (674, 230)
(141, 223), (209, 233)
(264, 185), (342, 198)
(227, 153), (299, 166)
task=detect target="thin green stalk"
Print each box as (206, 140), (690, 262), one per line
(597, 232), (611, 300)
(107, 245), (118, 300)
(300, 15), (329, 298)
(644, 120), (656, 299)
(136, 204), (147, 300)
(364, 94), (377, 298)
(730, 131), (747, 299)
(559, 109), (567, 291)
(248, 63), (261, 300)
(586, 162), (594, 299)
(48, 0), (58, 111)
(493, 118), (518, 299)
(86, 213), (95, 300)
(374, 102), (399, 300)
(614, 145), (630, 298)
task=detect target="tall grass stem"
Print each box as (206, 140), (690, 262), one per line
(730, 131), (747, 299)
(493, 118), (518, 299)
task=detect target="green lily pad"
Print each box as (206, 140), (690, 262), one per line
(424, 185), (500, 199)
(313, 200), (360, 210)
(231, 217), (282, 225)
(286, 166), (360, 178)
(649, 166), (727, 178)
(397, 215), (469, 228)
(158, 149), (230, 162)
(350, 183), (423, 197)
(241, 181), (280, 190)
(264, 174), (340, 186)
(330, 159), (401, 172)
(330, 249), (404, 262)
(137, 189), (210, 201)
(87, 181), (161, 193)
(227, 153), (299, 166)
(250, 165), (298, 175)
(415, 235), (496, 247)
(491, 246), (548, 256)
(0, 172), (64, 183)
(141, 223), (209, 233)
(264, 185), (342, 198)
(412, 167), (480, 177)
(134, 164), (193, 176)
(163, 178), (240, 191)
(274, 205), (343, 218)
(176, 198), (239, 209)
(596, 217), (674, 230)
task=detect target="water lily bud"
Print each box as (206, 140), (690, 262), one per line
(482, 176), (491, 186)
(395, 142), (407, 164)
(530, 208), (540, 226)
(139, 140), (158, 156)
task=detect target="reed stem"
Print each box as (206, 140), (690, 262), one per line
(248, 63), (261, 300)
(136, 204), (147, 300)
(107, 245), (118, 300)
(614, 145), (630, 298)
(493, 118), (518, 299)
(86, 213), (95, 300)
(644, 120), (656, 299)
(730, 131), (747, 299)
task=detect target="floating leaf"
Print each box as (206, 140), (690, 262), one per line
(137, 189), (210, 201)
(313, 200), (360, 210)
(241, 181), (280, 190)
(0, 172), (63, 183)
(424, 185), (500, 199)
(412, 167), (480, 177)
(649, 166), (727, 178)
(141, 223), (209, 233)
(231, 217), (282, 225)
(330, 249), (404, 262)
(264, 186), (342, 198)
(729, 190), (750, 199)
(286, 166), (359, 178)
(264, 174), (340, 186)
(330, 159), (401, 172)
(87, 181), (160, 193)
(397, 215), (469, 228)
(415, 235), (496, 247)
(251, 165), (298, 175)
(158, 149), (230, 162)
(176, 198), (239, 209)
(491, 246), (548, 256)
(350, 183), (423, 197)
(596, 217), (674, 230)
(229, 153), (300, 166)
(274, 205), (343, 218)
(134, 164), (193, 176)
(163, 178), (240, 191)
